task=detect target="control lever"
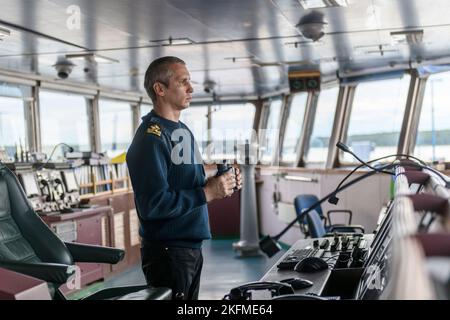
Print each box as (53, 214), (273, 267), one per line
(320, 239), (330, 250)
(330, 236), (340, 252)
(341, 236), (350, 251)
(313, 240), (319, 249)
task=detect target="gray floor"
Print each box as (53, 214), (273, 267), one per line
(103, 238), (285, 300)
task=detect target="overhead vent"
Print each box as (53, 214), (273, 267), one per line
(298, 0), (348, 10)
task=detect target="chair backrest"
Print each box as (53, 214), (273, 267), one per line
(294, 194), (324, 218)
(305, 210), (326, 238)
(0, 177), (40, 263)
(0, 165), (73, 266)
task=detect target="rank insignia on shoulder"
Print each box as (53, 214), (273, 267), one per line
(147, 123), (162, 137)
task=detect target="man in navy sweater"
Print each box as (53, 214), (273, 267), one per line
(127, 56), (241, 300)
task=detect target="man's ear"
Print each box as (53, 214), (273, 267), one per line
(153, 82), (165, 98)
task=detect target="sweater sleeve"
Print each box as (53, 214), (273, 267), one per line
(129, 134), (207, 221)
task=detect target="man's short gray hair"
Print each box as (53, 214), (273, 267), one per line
(144, 56), (186, 104)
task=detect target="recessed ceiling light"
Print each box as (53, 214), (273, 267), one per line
(65, 52), (119, 63)
(354, 44), (390, 53)
(365, 48), (398, 56)
(390, 29), (423, 45)
(149, 37), (194, 46)
(251, 61), (285, 68)
(285, 40), (323, 47)
(224, 56), (255, 63)
(298, 0), (348, 9)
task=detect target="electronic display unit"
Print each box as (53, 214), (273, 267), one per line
(364, 200), (394, 266)
(355, 203), (394, 300)
(18, 172), (41, 197)
(61, 170), (79, 193)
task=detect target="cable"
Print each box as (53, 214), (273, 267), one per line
(329, 156), (399, 204)
(323, 254), (341, 261)
(35, 143), (74, 170)
(336, 142), (396, 173)
(259, 162), (396, 257)
(337, 141), (449, 187)
(259, 144), (450, 258)
(330, 142), (450, 205)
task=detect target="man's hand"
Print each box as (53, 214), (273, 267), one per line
(234, 167), (242, 191)
(203, 169), (241, 202)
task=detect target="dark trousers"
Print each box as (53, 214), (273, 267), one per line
(141, 243), (203, 300)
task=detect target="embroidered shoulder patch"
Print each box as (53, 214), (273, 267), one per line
(147, 123), (162, 137)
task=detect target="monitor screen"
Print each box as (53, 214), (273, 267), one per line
(19, 172), (41, 197)
(62, 170), (79, 193)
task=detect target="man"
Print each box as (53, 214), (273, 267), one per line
(126, 56), (241, 300)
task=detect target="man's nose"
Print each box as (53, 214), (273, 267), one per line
(187, 82), (194, 93)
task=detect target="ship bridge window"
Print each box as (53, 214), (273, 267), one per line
(260, 98), (283, 165)
(281, 93), (307, 163)
(0, 94), (27, 160)
(40, 90), (90, 159)
(140, 104), (152, 119)
(414, 71), (450, 163)
(209, 103), (256, 161)
(342, 75), (410, 164)
(99, 99), (133, 158)
(305, 87), (339, 166)
(179, 105), (208, 156)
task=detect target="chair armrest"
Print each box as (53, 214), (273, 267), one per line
(64, 242), (125, 264)
(0, 260), (75, 284)
(326, 209), (353, 226)
(328, 224), (365, 234)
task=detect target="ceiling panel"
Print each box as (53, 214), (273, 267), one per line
(0, 0), (449, 98)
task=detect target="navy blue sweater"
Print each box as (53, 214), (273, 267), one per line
(126, 110), (211, 248)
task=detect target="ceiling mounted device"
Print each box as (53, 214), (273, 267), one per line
(203, 80), (217, 94)
(53, 57), (76, 79)
(296, 10), (327, 42)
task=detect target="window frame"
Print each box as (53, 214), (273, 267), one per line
(278, 92), (312, 167)
(410, 71), (450, 164)
(258, 96), (286, 166)
(39, 89), (92, 157)
(302, 87), (340, 168)
(336, 74), (413, 167)
(98, 98), (134, 157)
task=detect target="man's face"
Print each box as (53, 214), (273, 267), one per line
(163, 63), (193, 110)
